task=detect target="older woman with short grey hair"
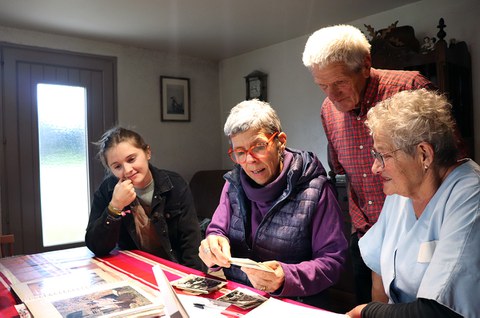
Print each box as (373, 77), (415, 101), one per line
(347, 89), (479, 318)
(199, 99), (348, 309)
(223, 99), (281, 137)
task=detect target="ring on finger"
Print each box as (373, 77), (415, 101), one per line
(203, 247), (211, 254)
(260, 285), (266, 292)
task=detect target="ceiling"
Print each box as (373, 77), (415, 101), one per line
(0, 0), (418, 61)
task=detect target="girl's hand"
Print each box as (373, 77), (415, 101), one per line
(110, 178), (136, 209)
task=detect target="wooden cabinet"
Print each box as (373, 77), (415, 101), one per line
(369, 19), (474, 159)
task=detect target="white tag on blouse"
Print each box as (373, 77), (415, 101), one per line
(417, 240), (438, 263)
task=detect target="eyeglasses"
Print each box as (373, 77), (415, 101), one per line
(228, 132), (279, 164)
(371, 148), (401, 168)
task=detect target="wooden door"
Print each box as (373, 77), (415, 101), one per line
(0, 44), (116, 254)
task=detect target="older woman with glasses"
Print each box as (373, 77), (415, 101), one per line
(198, 99), (348, 308)
(346, 89), (479, 318)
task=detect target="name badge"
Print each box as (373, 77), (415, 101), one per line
(417, 240), (438, 263)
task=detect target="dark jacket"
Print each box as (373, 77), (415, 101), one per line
(85, 164), (204, 271)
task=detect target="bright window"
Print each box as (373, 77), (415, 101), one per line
(37, 83), (90, 247)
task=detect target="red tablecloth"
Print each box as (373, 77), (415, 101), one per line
(0, 248), (323, 317)
(95, 249), (266, 315)
(0, 286), (18, 317)
(0, 248), (268, 317)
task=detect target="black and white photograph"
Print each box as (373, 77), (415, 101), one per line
(216, 287), (267, 310)
(229, 257), (274, 272)
(160, 76), (190, 121)
(171, 274), (226, 294)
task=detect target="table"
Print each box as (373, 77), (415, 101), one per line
(0, 247), (325, 318)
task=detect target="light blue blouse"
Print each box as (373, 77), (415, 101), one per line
(360, 159), (480, 318)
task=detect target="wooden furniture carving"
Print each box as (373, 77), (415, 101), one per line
(0, 234), (15, 257)
(367, 18), (474, 159)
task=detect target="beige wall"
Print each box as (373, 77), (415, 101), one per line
(219, 0), (480, 168)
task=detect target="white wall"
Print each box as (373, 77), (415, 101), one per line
(0, 26), (224, 182)
(219, 0), (480, 169)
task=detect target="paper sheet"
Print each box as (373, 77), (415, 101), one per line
(244, 297), (348, 318)
(177, 294), (239, 318)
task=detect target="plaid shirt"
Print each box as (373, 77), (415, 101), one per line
(321, 68), (435, 235)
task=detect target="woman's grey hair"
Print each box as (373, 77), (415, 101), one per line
(94, 126), (149, 169)
(224, 99), (282, 137)
(365, 89), (459, 167)
(302, 24), (371, 72)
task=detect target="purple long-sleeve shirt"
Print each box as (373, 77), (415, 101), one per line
(207, 152), (348, 297)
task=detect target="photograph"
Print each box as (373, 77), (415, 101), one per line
(23, 281), (163, 318)
(216, 287), (267, 310)
(15, 269), (113, 300)
(52, 285), (153, 317)
(171, 274), (227, 294)
(229, 257), (274, 272)
(160, 76), (190, 121)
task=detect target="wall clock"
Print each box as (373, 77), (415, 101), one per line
(245, 70), (268, 101)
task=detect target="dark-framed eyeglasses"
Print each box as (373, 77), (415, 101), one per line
(371, 148), (401, 168)
(228, 132), (279, 164)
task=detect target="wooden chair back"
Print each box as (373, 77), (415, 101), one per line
(0, 234), (15, 257)
(189, 170), (229, 220)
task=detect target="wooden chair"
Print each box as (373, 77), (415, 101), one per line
(189, 170), (229, 237)
(0, 234), (15, 257)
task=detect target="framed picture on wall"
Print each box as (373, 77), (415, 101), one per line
(160, 76), (190, 121)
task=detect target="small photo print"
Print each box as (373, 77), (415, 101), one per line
(171, 274), (227, 294)
(229, 257), (274, 272)
(216, 287), (268, 310)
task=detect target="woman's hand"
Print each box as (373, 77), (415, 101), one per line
(110, 178), (136, 209)
(199, 235), (231, 268)
(242, 260), (285, 293)
(346, 304), (367, 318)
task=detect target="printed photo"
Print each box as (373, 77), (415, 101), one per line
(171, 274), (227, 294)
(216, 287), (267, 310)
